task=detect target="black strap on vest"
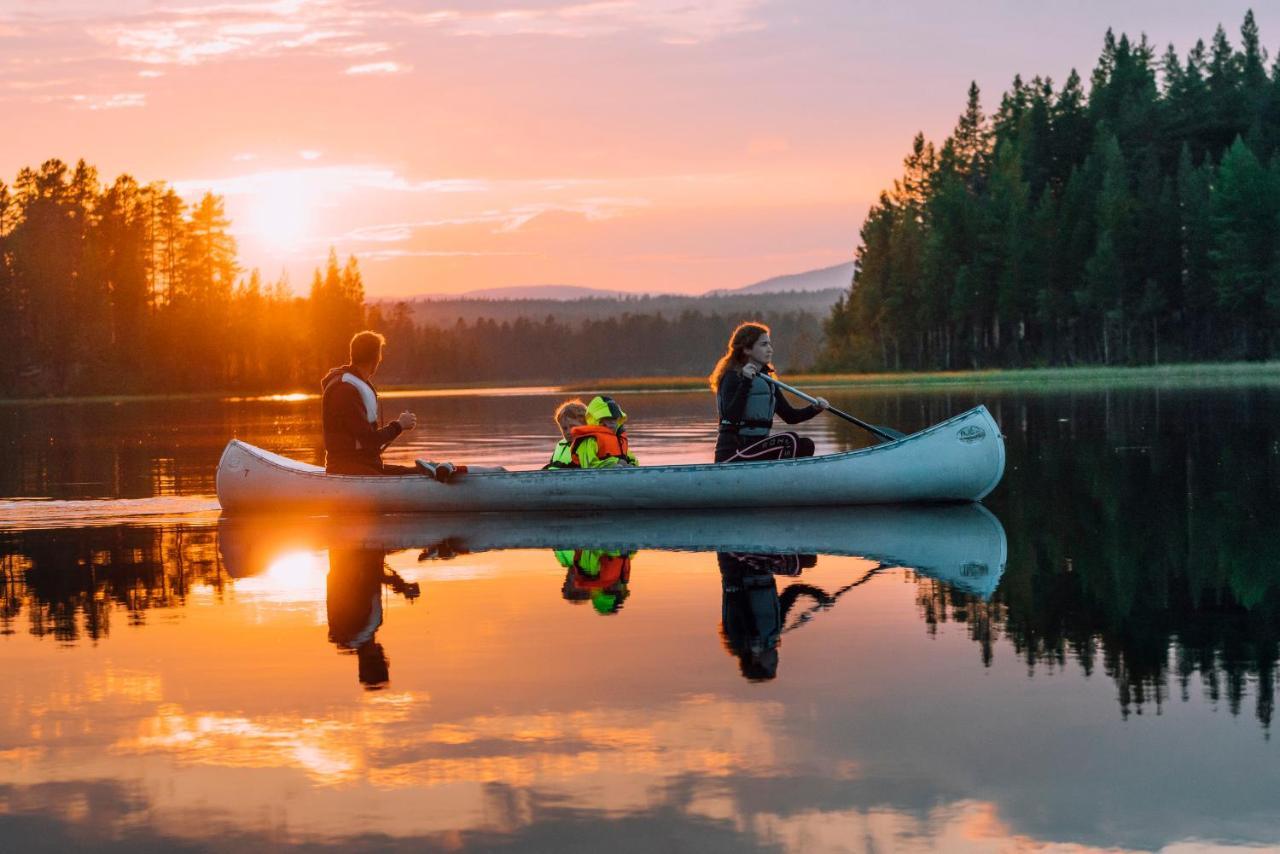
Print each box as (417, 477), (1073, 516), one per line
(719, 418), (773, 432)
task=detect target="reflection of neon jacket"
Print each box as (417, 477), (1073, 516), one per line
(556, 548), (632, 614)
(559, 549), (631, 587)
(569, 396), (638, 468)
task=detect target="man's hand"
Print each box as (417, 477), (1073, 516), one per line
(397, 410), (417, 431)
(814, 397), (830, 410)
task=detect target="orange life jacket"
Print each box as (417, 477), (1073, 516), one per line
(568, 424), (631, 464)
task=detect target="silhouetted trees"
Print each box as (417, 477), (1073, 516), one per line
(0, 156), (835, 395)
(0, 159), (366, 396)
(824, 12), (1280, 370)
(368, 307), (825, 385)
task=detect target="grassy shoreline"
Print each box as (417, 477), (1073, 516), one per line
(1, 361), (1277, 405)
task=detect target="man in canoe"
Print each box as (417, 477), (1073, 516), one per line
(321, 330), (423, 476)
(710, 322), (829, 463)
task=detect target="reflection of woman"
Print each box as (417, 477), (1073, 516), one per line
(710, 322), (829, 463)
(327, 548), (419, 688)
(718, 552), (828, 681)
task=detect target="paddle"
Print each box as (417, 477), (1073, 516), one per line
(783, 565), (888, 634)
(758, 374), (906, 442)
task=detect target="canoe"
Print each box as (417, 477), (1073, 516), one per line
(218, 503), (1007, 598)
(216, 404), (1004, 513)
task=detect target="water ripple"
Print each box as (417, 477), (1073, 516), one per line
(0, 496), (221, 530)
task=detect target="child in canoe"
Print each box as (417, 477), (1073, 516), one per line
(544, 399), (588, 469)
(544, 395), (638, 469)
(572, 395), (638, 468)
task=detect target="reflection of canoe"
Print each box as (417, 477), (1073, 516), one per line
(216, 405), (1005, 513)
(218, 503), (1007, 598)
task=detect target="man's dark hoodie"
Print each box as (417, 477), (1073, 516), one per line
(321, 364), (403, 474)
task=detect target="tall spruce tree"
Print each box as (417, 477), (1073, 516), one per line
(1210, 137), (1279, 357)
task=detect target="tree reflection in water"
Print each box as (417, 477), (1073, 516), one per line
(865, 389), (1280, 731)
(1, 479), (1276, 730)
(0, 524), (224, 643)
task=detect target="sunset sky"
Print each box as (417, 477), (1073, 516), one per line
(0, 1), (1267, 297)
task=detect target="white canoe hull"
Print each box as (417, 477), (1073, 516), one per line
(218, 503), (1007, 598)
(216, 405), (1005, 513)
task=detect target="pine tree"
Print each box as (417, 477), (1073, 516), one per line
(988, 140), (1034, 361)
(1206, 25), (1246, 153)
(93, 175), (150, 378)
(1210, 137), (1279, 357)
(1175, 144), (1215, 355)
(181, 192), (237, 304)
(953, 82), (991, 183)
(1239, 10), (1268, 101)
(1161, 39), (1212, 163)
(1050, 70), (1092, 188)
(10, 161), (82, 391)
(0, 181), (12, 393)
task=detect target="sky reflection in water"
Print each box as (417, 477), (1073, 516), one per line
(1, 385), (1278, 851)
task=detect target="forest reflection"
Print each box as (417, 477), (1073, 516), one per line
(2, 478), (1275, 729)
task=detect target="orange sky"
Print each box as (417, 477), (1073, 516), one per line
(0, 1), (1267, 296)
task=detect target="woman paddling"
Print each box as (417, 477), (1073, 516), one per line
(710, 322), (829, 463)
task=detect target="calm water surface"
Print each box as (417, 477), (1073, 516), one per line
(1, 384), (1278, 852)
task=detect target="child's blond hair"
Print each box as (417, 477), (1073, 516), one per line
(554, 399), (588, 438)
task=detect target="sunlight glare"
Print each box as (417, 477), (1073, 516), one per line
(264, 550), (325, 591)
(246, 176), (315, 252)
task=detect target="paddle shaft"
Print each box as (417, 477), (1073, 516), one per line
(759, 374), (901, 442)
(783, 565), (888, 634)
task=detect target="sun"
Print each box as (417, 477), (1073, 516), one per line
(264, 550), (325, 590)
(248, 188), (312, 252)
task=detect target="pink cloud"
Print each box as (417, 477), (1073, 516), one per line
(344, 60), (407, 74)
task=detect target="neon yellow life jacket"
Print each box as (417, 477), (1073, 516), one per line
(544, 439), (578, 470)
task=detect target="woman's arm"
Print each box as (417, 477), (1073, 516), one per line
(773, 386), (820, 425)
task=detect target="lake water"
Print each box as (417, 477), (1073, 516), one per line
(1, 383), (1278, 852)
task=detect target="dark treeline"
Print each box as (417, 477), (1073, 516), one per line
(0, 159), (366, 396)
(368, 305), (825, 384)
(399, 289), (842, 327)
(824, 11), (1280, 370)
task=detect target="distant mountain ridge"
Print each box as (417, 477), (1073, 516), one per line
(400, 261), (853, 302)
(454, 284), (633, 300)
(721, 261), (854, 295)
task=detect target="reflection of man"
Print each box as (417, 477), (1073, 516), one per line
(718, 552), (826, 681)
(327, 548), (419, 688)
(556, 548), (632, 615)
